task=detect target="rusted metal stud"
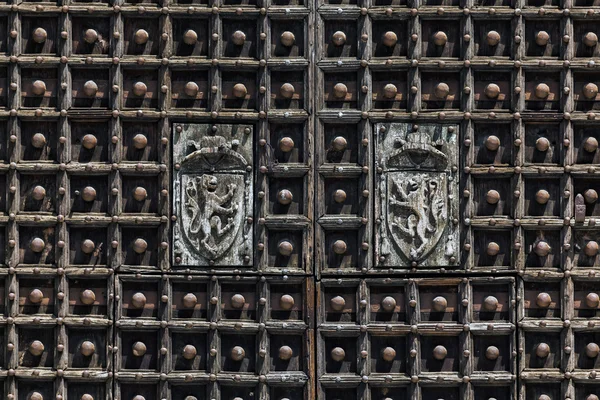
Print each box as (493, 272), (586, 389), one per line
(331, 347), (345, 361)
(432, 31), (448, 46)
(231, 294), (246, 309)
(33, 27), (48, 43)
(134, 29), (149, 45)
(432, 296), (447, 312)
(536, 292), (552, 308)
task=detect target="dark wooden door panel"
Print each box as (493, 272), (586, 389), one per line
(1, 0), (594, 398)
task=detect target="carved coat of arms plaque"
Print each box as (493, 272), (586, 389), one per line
(376, 123), (460, 268)
(172, 124), (253, 266)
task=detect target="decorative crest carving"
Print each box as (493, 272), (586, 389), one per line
(173, 124), (253, 267)
(377, 123), (459, 268)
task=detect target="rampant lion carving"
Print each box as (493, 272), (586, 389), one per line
(184, 174), (239, 259)
(388, 176), (446, 260)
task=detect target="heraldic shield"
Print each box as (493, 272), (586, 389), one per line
(172, 124), (253, 267)
(376, 123), (460, 269)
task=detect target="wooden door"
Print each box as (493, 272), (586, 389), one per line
(3, 0), (598, 398)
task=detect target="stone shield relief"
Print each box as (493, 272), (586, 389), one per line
(376, 123), (460, 268)
(172, 124), (253, 266)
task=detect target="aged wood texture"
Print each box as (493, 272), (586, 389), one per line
(2, 0), (600, 395)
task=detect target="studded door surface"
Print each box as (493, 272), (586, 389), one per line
(4, 0), (600, 398)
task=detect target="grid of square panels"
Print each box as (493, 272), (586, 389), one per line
(0, 0), (314, 395)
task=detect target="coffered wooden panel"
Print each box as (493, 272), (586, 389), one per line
(2, 0), (600, 397)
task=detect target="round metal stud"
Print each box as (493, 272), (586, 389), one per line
(133, 238), (148, 254)
(434, 82), (450, 99)
(382, 347), (396, 362)
(484, 83), (501, 99)
(432, 31), (448, 46)
(333, 83), (348, 99)
(331, 347), (345, 362)
(183, 29), (198, 45)
(486, 190), (500, 205)
(586, 292), (600, 308)
(383, 31), (398, 47)
(534, 241), (552, 257)
(279, 137), (294, 152)
(83, 80), (98, 97)
(280, 294), (295, 310)
(29, 289), (44, 304)
(585, 137), (599, 153)
(584, 32), (599, 47)
(535, 189), (550, 205)
(183, 293), (198, 308)
(279, 345), (293, 361)
(536, 292), (552, 308)
(278, 241), (294, 256)
(485, 345), (500, 360)
(134, 29), (149, 45)
(132, 341), (147, 356)
(534, 83), (551, 99)
(133, 187), (148, 202)
(538, 396), (551, 400)
(131, 292), (147, 309)
(31, 133), (47, 148)
(32, 80), (47, 96)
(432, 296), (448, 312)
(330, 295), (346, 311)
(332, 240), (347, 255)
(280, 83), (295, 99)
(30, 238), (45, 253)
(232, 83), (248, 99)
(383, 83), (398, 99)
(433, 345), (448, 360)
(585, 241), (600, 257)
(31, 186), (46, 201)
(81, 394), (94, 400)
(184, 81), (199, 97)
(535, 342), (550, 358)
(332, 136), (348, 151)
(332, 31), (347, 46)
(29, 392), (44, 400)
(486, 30), (501, 46)
(535, 30), (550, 46)
(584, 83), (599, 100)
(183, 344), (197, 360)
(29, 340), (45, 356)
(231, 30), (246, 46)
(231, 294), (246, 309)
(81, 239), (95, 255)
(80, 341), (96, 357)
(585, 189), (599, 204)
(280, 31), (296, 47)
(587, 395), (600, 400)
(483, 295), (499, 311)
(132, 82), (148, 97)
(277, 189), (293, 205)
(82, 134), (98, 150)
(381, 296), (396, 312)
(536, 137), (550, 152)
(82, 186), (97, 202)
(586, 342), (600, 358)
(231, 346), (245, 361)
(133, 134), (148, 150)
(33, 28), (48, 44)
(486, 242), (500, 256)
(80, 289), (96, 305)
(333, 189), (347, 203)
(485, 135), (501, 151)
(84, 29), (99, 44)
